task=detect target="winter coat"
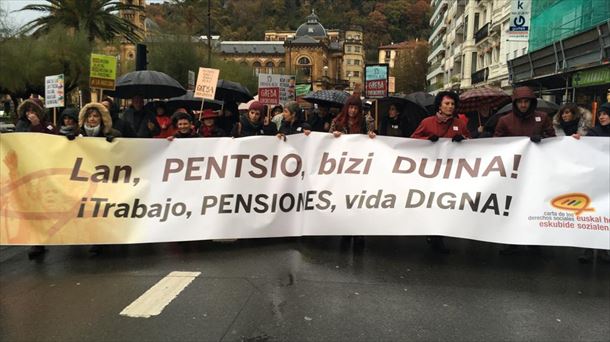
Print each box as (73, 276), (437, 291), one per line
(329, 114), (374, 135)
(307, 112), (332, 132)
(15, 99), (57, 134)
(553, 107), (593, 136)
(379, 113), (415, 137)
(199, 125), (226, 138)
(278, 118), (310, 135)
(154, 115), (175, 138)
(107, 103), (136, 138)
(78, 103), (122, 138)
(174, 130), (199, 138)
(494, 87), (555, 138)
(411, 115), (470, 139)
(58, 107), (79, 136)
(121, 106), (161, 138)
(231, 114), (278, 137)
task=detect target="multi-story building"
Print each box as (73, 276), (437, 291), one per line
(220, 11), (365, 92)
(508, 0), (610, 105)
(426, 0), (528, 94)
(378, 40), (426, 70)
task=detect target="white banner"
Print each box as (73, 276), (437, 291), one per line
(509, 0), (531, 40)
(0, 134), (608, 248)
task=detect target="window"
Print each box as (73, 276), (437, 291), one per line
(385, 50), (391, 59)
(471, 52), (477, 71)
(347, 59), (352, 65)
(353, 71), (360, 77)
(354, 59), (360, 66)
(266, 61), (274, 74)
(253, 61), (262, 76)
(298, 57), (311, 65)
(346, 46), (352, 52)
(355, 46), (361, 53)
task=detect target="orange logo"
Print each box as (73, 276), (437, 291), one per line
(551, 193), (595, 216)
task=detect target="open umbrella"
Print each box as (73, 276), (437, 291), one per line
(108, 70), (186, 99)
(405, 91), (435, 114)
(496, 98), (559, 115)
(303, 90), (350, 108)
(214, 79), (253, 103)
(457, 87), (511, 113)
(167, 90), (224, 111)
(378, 94), (430, 136)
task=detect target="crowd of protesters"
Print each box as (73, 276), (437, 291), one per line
(6, 86), (610, 262)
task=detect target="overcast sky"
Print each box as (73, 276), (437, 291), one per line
(3, 0), (166, 28)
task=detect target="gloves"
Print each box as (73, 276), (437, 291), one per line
(428, 135), (439, 142)
(452, 134), (465, 142)
(66, 134), (76, 141)
(106, 135), (115, 143)
(530, 135), (542, 143)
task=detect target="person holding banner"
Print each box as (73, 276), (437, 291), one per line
(585, 102), (610, 137)
(121, 96), (161, 138)
(58, 107), (79, 138)
(198, 109), (226, 138)
(493, 86), (555, 141)
(153, 102), (174, 139)
(15, 98), (57, 135)
(552, 103), (592, 138)
(231, 101), (277, 137)
(411, 91), (469, 141)
(379, 103), (412, 137)
(277, 101), (310, 138)
(410, 91), (468, 253)
(307, 105), (333, 132)
(167, 112), (199, 140)
(78, 103), (122, 141)
(329, 94), (375, 138)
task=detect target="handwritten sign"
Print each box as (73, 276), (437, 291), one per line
(194, 67), (220, 99)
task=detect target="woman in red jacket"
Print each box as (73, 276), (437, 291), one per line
(411, 91), (470, 141)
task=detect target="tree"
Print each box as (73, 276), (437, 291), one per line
(19, 0), (144, 44)
(393, 42), (429, 93)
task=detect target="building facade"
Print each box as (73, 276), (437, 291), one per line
(118, 0), (148, 74)
(426, 0), (528, 94)
(220, 11), (365, 92)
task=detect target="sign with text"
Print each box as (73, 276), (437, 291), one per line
(258, 74), (296, 105)
(194, 67), (220, 99)
(45, 74), (64, 108)
(509, 0), (531, 40)
(89, 54), (117, 90)
(365, 64), (389, 99)
(1, 134), (608, 249)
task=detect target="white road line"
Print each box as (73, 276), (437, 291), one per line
(120, 271), (201, 318)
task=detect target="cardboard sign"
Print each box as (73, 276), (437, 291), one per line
(45, 74), (64, 108)
(258, 74), (296, 105)
(90, 54), (117, 90)
(194, 67), (220, 99)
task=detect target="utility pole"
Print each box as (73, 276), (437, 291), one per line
(207, 0), (212, 67)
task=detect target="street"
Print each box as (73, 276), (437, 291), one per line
(1, 237), (609, 341)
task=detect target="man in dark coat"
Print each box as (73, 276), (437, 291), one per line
(120, 96), (160, 138)
(494, 86), (555, 141)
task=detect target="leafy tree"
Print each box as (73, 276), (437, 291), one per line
(392, 42), (429, 93)
(19, 0), (144, 43)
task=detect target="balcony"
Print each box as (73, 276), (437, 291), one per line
(475, 22), (490, 44)
(427, 82), (444, 92)
(429, 21), (447, 42)
(471, 67), (489, 84)
(427, 41), (446, 62)
(426, 62), (444, 81)
(429, 0), (449, 26)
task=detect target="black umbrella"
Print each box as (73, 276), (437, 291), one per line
(167, 90), (224, 111)
(108, 70), (186, 99)
(496, 98), (559, 115)
(303, 90), (350, 108)
(405, 91), (435, 114)
(377, 94), (430, 137)
(214, 79), (253, 103)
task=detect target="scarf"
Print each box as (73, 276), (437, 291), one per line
(560, 119), (579, 136)
(60, 125), (76, 136)
(436, 112), (452, 123)
(84, 124), (101, 137)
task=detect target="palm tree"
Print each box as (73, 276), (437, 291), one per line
(19, 0), (144, 44)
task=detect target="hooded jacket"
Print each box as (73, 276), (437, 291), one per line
(15, 99), (57, 134)
(552, 106), (593, 136)
(587, 103), (610, 137)
(494, 87), (555, 138)
(78, 102), (122, 138)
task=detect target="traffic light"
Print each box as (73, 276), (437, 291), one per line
(136, 43), (148, 71)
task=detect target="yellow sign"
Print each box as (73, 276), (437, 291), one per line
(90, 54), (117, 90)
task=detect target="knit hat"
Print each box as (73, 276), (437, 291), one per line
(61, 107), (79, 122)
(598, 103), (610, 115)
(249, 101), (265, 113)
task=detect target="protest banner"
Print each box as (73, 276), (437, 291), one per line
(45, 74), (64, 108)
(194, 67), (220, 100)
(89, 54), (117, 90)
(1, 134), (608, 249)
(258, 74), (296, 105)
(365, 64), (389, 99)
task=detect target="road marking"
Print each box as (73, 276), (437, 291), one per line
(120, 271), (201, 318)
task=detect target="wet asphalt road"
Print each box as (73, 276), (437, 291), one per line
(1, 237), (609, 342)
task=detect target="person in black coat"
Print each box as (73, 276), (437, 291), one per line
(378, 103), (412, 137)
(231, 101), (277, 137)
(307, 105), (333, 132)
(101, 97), (136, 138)
(277, 101), (311, 138)
(120, 96), (161, 138)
